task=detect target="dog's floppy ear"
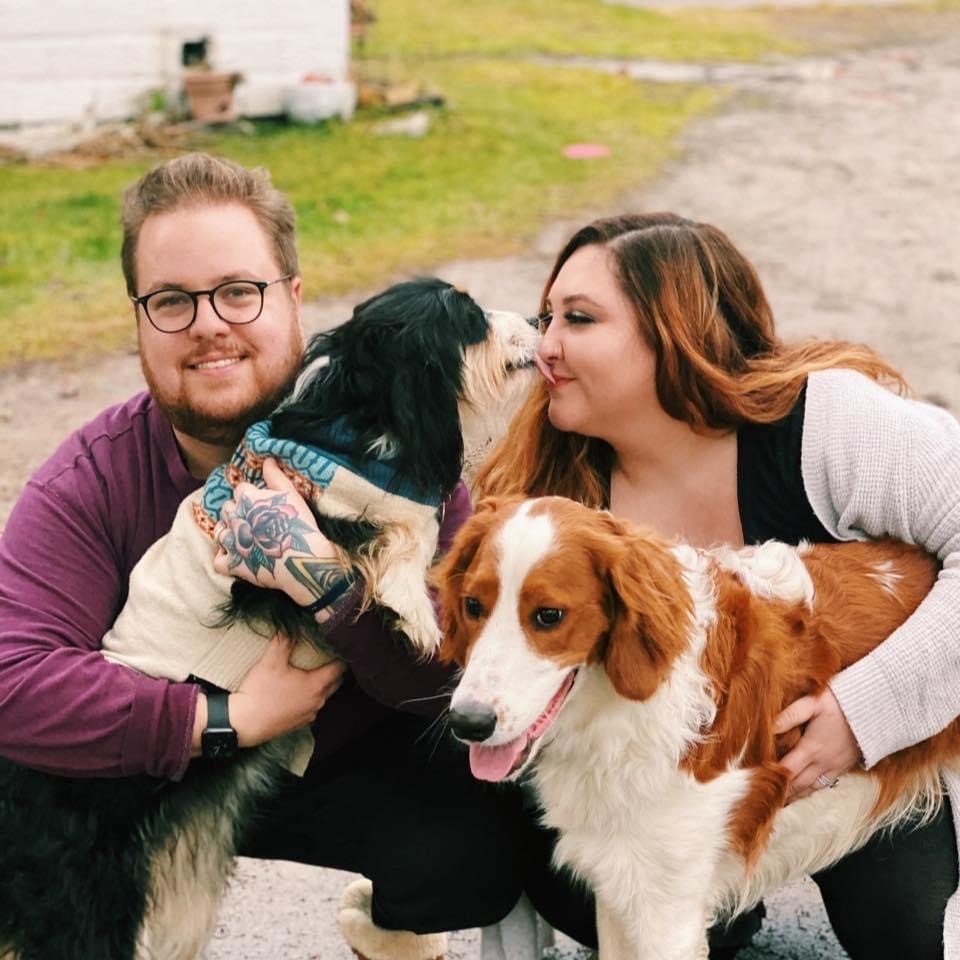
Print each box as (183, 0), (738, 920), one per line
(384, 283), (488, 495)
(333, 279), (485, 496)
(273, 278), (488, 499)
(433, 497), (518, 666)
(597, 518), (692, 701)
(386, 345), (463, 495)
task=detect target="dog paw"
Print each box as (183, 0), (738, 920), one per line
(339, 877), (447, 960)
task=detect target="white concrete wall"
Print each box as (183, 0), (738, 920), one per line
(0, 0), (351, 127)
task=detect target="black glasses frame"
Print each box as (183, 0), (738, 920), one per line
(131, 275), (293, 333)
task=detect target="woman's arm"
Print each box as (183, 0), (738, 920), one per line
(803, 368), (960, 766)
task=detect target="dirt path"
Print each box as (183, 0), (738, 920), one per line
(2, 8), (959, 958)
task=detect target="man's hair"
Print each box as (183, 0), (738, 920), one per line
(120, 153), (299, 295)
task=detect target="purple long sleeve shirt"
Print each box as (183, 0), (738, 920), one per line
(0, 392), (465, 780)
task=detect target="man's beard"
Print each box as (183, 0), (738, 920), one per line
(141, 335), (304, 449)
(155, 382), (294, 447)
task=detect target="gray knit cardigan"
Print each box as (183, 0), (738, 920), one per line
(803, 369), (960, 958)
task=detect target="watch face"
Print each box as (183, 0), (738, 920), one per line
(202, 729), (238, 760)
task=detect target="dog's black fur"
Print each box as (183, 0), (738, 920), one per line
(227, 276), (494, 641)
(0, 744), (284, 959)
(276, 276), (489, 497)
(0, 278), (521, 960)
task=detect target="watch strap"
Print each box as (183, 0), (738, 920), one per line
(198, 686), (238, 760)
(205, 689), (231, 731)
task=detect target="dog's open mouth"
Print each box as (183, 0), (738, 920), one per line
(468, 670), (577, 782)
(504, 356), (536, 374)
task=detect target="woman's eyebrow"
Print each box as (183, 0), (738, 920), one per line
(559, 294), (604, 308)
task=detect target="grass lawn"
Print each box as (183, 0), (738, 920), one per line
(0, 0), (801, 368)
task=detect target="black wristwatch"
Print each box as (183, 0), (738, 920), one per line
(201, 689), (238, 760)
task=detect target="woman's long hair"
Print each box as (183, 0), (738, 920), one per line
(475, 213), (905, 506)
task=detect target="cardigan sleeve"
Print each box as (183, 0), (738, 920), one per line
(802, 368), (960, 766)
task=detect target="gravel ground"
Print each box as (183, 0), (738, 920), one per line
(1, 4), (958, 957)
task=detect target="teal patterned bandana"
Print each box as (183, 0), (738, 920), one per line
(199, 419), (442, 527)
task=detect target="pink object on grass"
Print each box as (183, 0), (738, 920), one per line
(562, 143), (610, 159)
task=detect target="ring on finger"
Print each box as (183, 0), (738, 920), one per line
(815, 773), (840, 790)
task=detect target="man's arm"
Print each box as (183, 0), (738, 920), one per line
(0, 479), (197, 779)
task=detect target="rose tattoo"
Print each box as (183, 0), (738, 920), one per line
(220, 492), (314, 577)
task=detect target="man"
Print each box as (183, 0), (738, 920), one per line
(0, 153), (527, 959)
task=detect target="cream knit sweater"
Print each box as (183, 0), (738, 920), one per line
(803, 369), (960, 958)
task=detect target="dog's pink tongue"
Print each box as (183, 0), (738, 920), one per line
(469, 734), (528, 782)
(533, 354), (556, 385)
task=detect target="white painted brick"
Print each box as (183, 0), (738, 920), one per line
(235, 85), (287, 118)
(214, 31), (284, 73)
(0, 40), (54, 81)
(0, 0), (350, 125)
(2, 3), (156, 37)
(50, 36), (161, 80)
(212, 30), (346, 80)
(281, 31), (348, 75)
(0, 78), (147, 126)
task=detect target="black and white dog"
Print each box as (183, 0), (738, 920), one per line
(0, 278), (539, 960)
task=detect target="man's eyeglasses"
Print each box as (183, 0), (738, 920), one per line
(131, 276), (293, 333)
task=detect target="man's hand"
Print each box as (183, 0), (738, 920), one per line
(213, 457), (349, 611)
(774, 687), (862, 803)
(191, 634), (347, 754)
(231, 634), (346, 746)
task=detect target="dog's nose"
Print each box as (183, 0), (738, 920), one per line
(525, 315), (541, 329)
(449, 702), (498, 742)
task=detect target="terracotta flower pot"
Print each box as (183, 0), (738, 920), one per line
(182, 71), (242, 123)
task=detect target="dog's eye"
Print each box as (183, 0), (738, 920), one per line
(533, 607), (564, 628)
(463, 597), (484, 619)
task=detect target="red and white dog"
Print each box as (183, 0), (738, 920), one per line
(436, 495), (960, 960)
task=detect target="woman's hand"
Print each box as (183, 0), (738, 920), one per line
(774, 687), (863, 803)
(213, 457), (350, 612)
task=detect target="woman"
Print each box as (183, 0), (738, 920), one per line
(473, 212), (960, 959)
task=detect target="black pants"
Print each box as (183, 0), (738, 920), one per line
(811, 802), (957, 959)
(239, 714), (528, 933)
(240, 719), (956, 956)
(523, 797), (957, 960)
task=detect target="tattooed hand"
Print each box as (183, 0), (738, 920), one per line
(213, 458), (353, 617)
(218, 490), (314, 577)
